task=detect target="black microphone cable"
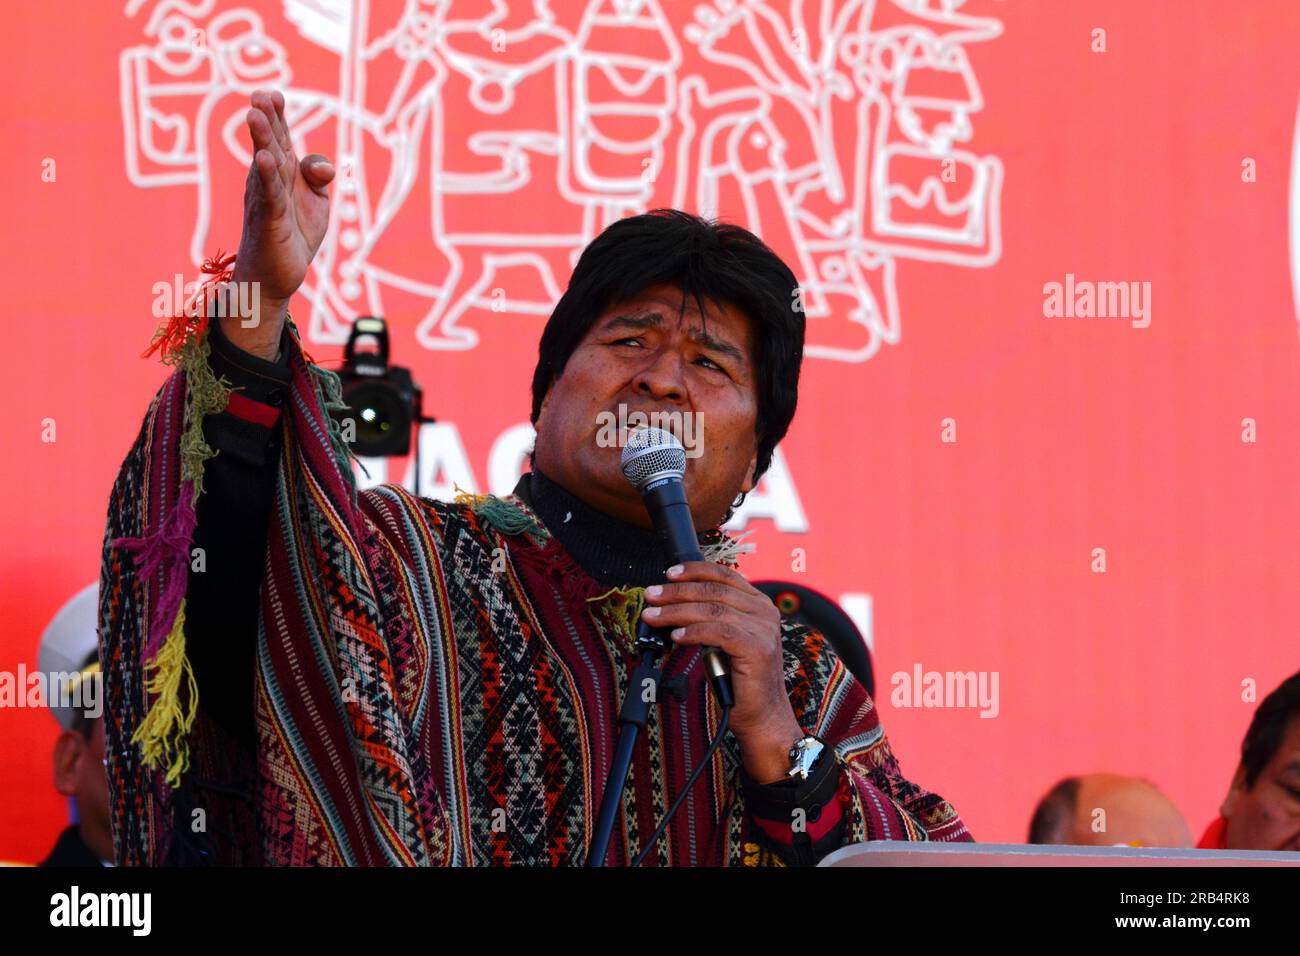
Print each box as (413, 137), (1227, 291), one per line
(630, 703), (731, 867)
(618, 425), (740, 866)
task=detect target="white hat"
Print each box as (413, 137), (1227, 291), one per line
(37, 582), (100, 731)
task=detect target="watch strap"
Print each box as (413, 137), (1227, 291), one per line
(739, 737), (838, 816)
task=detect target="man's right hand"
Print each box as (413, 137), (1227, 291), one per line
(223, 89), (335, 360)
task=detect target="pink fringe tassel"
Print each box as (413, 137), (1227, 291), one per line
(113, 481), (199, 662)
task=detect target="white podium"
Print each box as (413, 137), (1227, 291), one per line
(818, 842), (1300, 866)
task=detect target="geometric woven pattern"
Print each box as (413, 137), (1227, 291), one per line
(100, 333), (969, 866)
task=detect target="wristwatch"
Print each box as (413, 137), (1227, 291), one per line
(786, 735), (826, 781)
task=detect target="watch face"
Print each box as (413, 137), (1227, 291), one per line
(788, 737), (821, 778)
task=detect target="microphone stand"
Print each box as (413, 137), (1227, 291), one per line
(585, 617), (673, 867)
(586, 575), (735, 866)
(410, 383), (435, 499)
(586, 434), (737, 865)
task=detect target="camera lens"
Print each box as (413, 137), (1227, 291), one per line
(340, 380), (411, 457)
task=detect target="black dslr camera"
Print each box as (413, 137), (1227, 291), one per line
(331, 316), (423, 458)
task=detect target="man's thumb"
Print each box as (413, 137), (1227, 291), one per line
(301, 155), (335, 189)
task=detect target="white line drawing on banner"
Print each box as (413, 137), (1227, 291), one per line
(1291, 92), (1300, 329)
(120, 0), (1004, 364)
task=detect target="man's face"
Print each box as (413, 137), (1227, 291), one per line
(53, 717), (111, 835)
(533, 283), (760, 529)
(1222, 716), (1300, 851)
(79, 719), (111, 834)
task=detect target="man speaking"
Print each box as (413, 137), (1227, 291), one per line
(99, 89), (969, 866)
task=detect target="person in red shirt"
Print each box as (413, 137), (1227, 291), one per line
(1198, 670), (1300, 851)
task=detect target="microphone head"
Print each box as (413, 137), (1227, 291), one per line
(620, 426), (687, 492)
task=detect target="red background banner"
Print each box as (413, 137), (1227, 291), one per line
(2, 0), (1299, 862)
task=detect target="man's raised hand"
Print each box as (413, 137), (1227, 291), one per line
(224, 89), (335, 360)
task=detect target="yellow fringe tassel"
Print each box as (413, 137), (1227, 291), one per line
(131, 600), (199, 788)
(587, 585), (647, 646)
(452, 482), (489, 508)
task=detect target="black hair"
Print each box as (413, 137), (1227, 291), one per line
(1241, 670), (1300, 789)
(68, 649), (100, 742)
(528, 208), (804, 512)
(1027, 776), (1081, 844)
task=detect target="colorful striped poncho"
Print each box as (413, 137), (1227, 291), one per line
(99, 312), (970, 866)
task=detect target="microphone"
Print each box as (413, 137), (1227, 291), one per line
(620, 426), (733, 706)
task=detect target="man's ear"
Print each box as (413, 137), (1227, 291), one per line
(535, 376), (556, 425)
(51, 731), (84, 797)
(740, 452), (759, 494)
(1220, 763), (1248, 819)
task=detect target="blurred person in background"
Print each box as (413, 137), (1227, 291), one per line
(37, 584), (113, 867)
(1198, 670), (1300, 852)
(1028, 773), (1192, 848)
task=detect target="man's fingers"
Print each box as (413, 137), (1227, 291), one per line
(665, 560), (759, 593)
(642, 600), (741, 629)
(300, 154), (335, 196)
(246, 107), (275, 155)
(664, 622), (747, 656)
(267, 89), (291, 148)
(643, 579), (762, 615)
(267, 89), (294, 159)
(643, 600), (719, 625)
(247, 108), (286, 175)
(249, 91), (290, 175)
(254, 149), (287, 215)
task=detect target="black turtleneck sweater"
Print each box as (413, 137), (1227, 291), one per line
(516, 469), (687, 588)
